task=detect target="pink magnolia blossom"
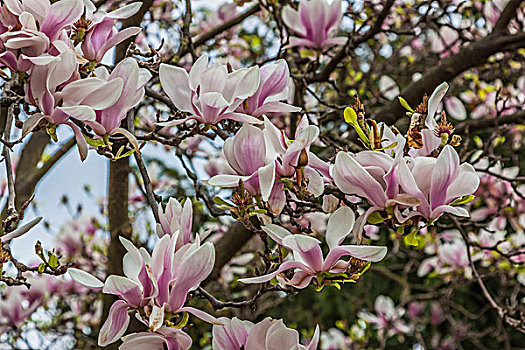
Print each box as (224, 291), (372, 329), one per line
(429, 27), (460, 57)
(358, 295), (411, 338)
(208, 123), (280, 209)
(69, 234), (217, 347)
(158, 53), (262, 126)
(418, 237), (478, 278)
(22, 45), (124, 160)
(236, 59), (301, 117)
(80, 1), (142, 63)
(213, 316), (320, 350)
(262, 115), (326, 209)
(239, 206), (388, 289)
(157, 197), (193, 250)
(208, 116), (321, 214)
(120, 326), (192, 350)
(200, 3), (238, 32)
(282, 0), (346, 50)
(483, 0), (509, 30)
(331, 126), (408, 226)
(396, 145), (480, 222)
(409, 82), (449, 157)
(444, 96), (467, 121)
(86, 57), (151, 148)
(0, 0), (83, 72)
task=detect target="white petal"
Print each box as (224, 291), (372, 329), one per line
(326, 206), (355, 249)
(68, 268), (104, 289)
(159, 63), (193, 113)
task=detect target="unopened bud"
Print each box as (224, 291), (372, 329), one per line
(297, 149), (309, 167)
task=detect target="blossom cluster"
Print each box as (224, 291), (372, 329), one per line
(2, 0), (518, 348)
(0, 0), (150, 160)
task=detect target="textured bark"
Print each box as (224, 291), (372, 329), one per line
(100, 2), (154, 348)
(0, 131), (51, 227)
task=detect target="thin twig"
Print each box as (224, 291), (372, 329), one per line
(133, 151), (160, 223)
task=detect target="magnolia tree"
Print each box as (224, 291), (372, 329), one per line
(0, 0), (524, 349)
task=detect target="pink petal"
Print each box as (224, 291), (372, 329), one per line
(238, 260), (311, 284)
(98, 300), (130, 346)
(430, 145), (460, 209)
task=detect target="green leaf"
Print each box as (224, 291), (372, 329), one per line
(299, 48), (316, 58)
(374, 141), (398, 151)
(344, 107), (358, 124)
(367, 211), (386, 224)
(213, 197), (232, 206)
(174, 312), (189, 329)
(493, 136), (506, 147)
(84, 135), (106, 147)
(398, 96), (414, 112)
(403, 229), (419, 247)
(38, 263), (45, 274)
(450, 195), (475, 206)
(473, 135), (483, 148)
(114, 148), (136, 160)
(48, 253), (59, 269)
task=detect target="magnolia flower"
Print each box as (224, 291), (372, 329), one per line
(397, 145), (480, 222)
(262, 115), (324, 212)
(0, 217), (42, 243)
(239, 206), (388, 289)
(157, 197), (193, 250)
(0, 0), (83, 71)
(408, 81), (449, 157)
(237, 59), (300, 117)
(282, 0), (346, 50)
(331, 127), (409, 229)
(22, 45), (123, 160)
(86, 57), (151, 149)
(0, 288), (41, 326)
(208, 123), (281, 209)
(418, 236), (478, 278)
(429, 27), (460, 57)
(212, 316), (320, 350)
(69, 234), (217, 347)
(212, 317), (253, 350)
(358, 295), (411, 338)
(208, 116), (321, 214)
(158, 54), (262, 126)
(79, 1), (142, 62)
(120, 326), (192, 350)
(201, 3), (238, 32)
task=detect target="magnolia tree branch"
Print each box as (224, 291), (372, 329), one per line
(452, 216), (525, 333)
(493, 0), (524, 33)
(455, 110), (525, 133)
(376, 3), (525, 125)
(133, 151), (160, 223)
(0, 131), (50, 229)
(182, 0), (197, 61)
(2, 103), (16, 224)
(176, 3), (261, 58)
(101, 1), (155, 344)
(306, 0), (395, 84)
